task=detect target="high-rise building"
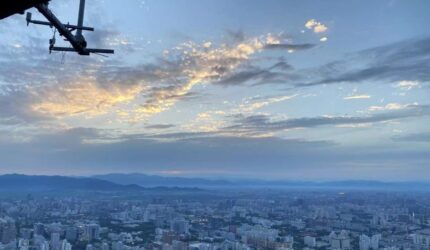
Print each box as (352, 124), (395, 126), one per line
(65, 226), (78, 243)
(61, 239), (72, 250)
(360, 234), (381, 250)
(329, 230), (350, 250)
(371, 234), (381, 249)
(170, 219), (189, 235)
(51, 232), (61, 250)
(0, 217), (17, 244)
(84, 224), (100, 242)
(359, 234), (371, 250)
(33, 235), (49, 250)
(412, 229), (430, 248)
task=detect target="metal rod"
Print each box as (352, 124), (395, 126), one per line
(76, 0), (86, 37)
(84, 48), (115, 54)
(28, 19), (94, 31)
(51, 47), (114, 55)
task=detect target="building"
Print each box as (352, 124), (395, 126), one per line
(0, 217), (17, 245)
(237, 224), (279, 249)
(359, 234), (371, 250)
(51, 232), (61, 250)
(371, 234), (381, 249)
(329, 230), (350, 250)
(412, 229), (430, 249)
(61, 239), (72, 250)
(304, 236), (316, 248)
(170, 219), (189, 235)
(85, 224), (100, 242)
(65, 226), (78, 243)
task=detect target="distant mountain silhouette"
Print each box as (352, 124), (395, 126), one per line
(93, 173), (430, 190)
(0, 174), (143, 191)
(93, 173), (232, 187)
(1, 174), (429, 191)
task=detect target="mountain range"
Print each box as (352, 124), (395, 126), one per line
(92, 173), (231, 187)
(0, 173), (429, 192)
(0, 174), (142, 192)
(93, 173), (430, 190)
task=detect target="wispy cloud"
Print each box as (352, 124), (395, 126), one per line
(297, 37), (430, 88)
(226, 104), (430, 134)
(395, 80), (420, 91)
(344, 95), (371, 100)
(236, 94), (298, 113)
(368, 103), (416, 111)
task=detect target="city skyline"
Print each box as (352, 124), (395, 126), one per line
(0, 0), (429, 180)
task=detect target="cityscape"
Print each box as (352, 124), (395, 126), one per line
(0, 175), (430, 250)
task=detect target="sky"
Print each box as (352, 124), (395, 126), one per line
(0, 0), (429, 181)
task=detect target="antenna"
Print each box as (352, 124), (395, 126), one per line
(26, 0), (114, 56)
(76, 0), (85, 40)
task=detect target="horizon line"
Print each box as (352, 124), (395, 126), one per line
(1, 172), (430, 184)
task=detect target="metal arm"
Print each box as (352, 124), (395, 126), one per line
(28, 1), (114, 56)
(26, 12), (94, 32)
(35, 2), (89, 55)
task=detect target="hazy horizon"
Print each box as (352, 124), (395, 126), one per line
(0, 0), (429, 181)
(1, 172), (430, 184)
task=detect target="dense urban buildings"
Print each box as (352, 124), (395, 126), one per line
(0, 190), (429, 250)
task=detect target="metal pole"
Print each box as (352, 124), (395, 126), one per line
(76, 0), (85, 38)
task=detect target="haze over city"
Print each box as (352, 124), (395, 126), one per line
(0, 0), (429, 181)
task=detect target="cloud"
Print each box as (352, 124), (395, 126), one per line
(0, 125), (338, 176)
(226, 104), (430, 133)
(395, 80), (420, 91)
(0, 126), (428, 180)
(135, 35), (313, 116)
(145, 124), (176, 130)
(298, 37), (430, 87)
(344, 95), (371, 100)
(1, 32), (313, 124)
(264, 43), (316, 51)
(236, 94), (297, 113)
(214, 61), (293, 86)
(0, 77), (146, 126)
(31, 79), (145, 118)
(305, 19), (328, 33)
(368, 103), (415, 111)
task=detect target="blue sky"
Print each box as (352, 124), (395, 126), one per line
(0, 0), (429, 180)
